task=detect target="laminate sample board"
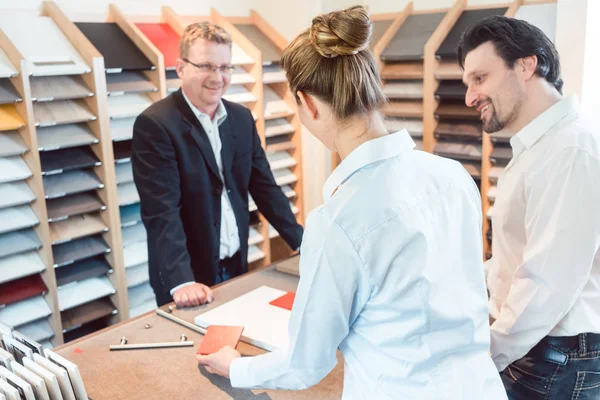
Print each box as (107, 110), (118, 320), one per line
(265, 118), (294, 137)
(434, 142), (483, 161)
(49, 213), (108, 245)
(382, 100), (423, 118)
(135, 23), (180, 69)
(52, 234), (110, 268)
(125, 263), (149, 288)
(263, 86), (293, 119)
(435, 80), (467, 100)
(40, 146), (100, 175)
(0, 48), (16, 78)
(129, 298), (157, 318)
(371, 19), (394, 51)
(437, 8), (509, 59)
(435, 121), (482, 139)
(43, 169), (103, 200)
(382, 62), (424, 80)
(0, 181), (35, 210)
(0, 296), (51, 328)
(0, 156), (31, 184)
(106, 72), (157, 95)
(223, 85), (256, 104)
(380, 13), (446, 61)
(0, 251), (45, 285)
(0, 205), (38, 235)
(107, 94), (152, 120)
(114, 161), (133, 184)
(0, 80), (21, 104)
(490, 145), (513, 165)
(63, 316), (111, 343)
(265, 135), (295, 152)
(46, 192), (106, 222)
(490, 131), (513, 143)
(0, 104), (25, 131)
(110, 118), (136, 142)
(0, 15), (90, 76)
(18, 319), (54, 343)
(57, 276), (115, 312)
(0, 131), (27, 157)
(248, 245), (265, 263)
(262, 64), (286, 84)
(117, 182), (139, 207)
(55, 256), (111, 287)
(231, 43), (254, 66)
(267, 151), (297, 170)
(74, 22), (154, 72)
(435, 102), (479, 119)
(119, 203), (141, 228)
(30, 75), (92, 102)
(435, 61), (463, 80)
(234, 24), (281, 64)
(0, 274), (47, 306)
(194, 285), (290, 351)
(123, 241), (148, 269)
(383, 80), (424, 99)
(0, 229), (42, 259)
(36, 124), (98, 151)
(127, 282), (154, 308)
(462, 162), (481, 179)
(121, 223), (146, 247)
(61, 297), (116, 331)
(33, 100), (96, 127)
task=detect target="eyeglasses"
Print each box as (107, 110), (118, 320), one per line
(182, 58), (235, 74)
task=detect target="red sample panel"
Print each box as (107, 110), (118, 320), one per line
(0, 274), (47, 306)
(135, 23), (181, 69)
(269, 292), (295, 311)
(197, 325), (244, 355)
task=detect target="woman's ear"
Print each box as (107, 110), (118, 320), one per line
(297, 91), (319, 120)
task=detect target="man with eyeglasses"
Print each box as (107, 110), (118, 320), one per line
(132, 22), (303, 308)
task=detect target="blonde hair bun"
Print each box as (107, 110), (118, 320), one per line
(309, 5), (372, 58)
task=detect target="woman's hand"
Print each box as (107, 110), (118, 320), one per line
(196, 346), (241, 378)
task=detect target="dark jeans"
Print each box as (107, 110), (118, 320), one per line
(501, 333), (600, 400)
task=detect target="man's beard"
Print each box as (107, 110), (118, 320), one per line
(483, 107), (504, 133)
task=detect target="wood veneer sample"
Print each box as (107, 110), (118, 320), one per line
(30, 75), (92, 102)
(52, 234), (110, 268)
(34, 100), (96, 127)
(437, 8), (508, 59)
(46, 192), (106, 222)
(381, 13), (446, 61)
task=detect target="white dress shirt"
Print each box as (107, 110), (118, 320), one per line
(230, 131), (506, 399)
(487, 95), (600, 372)
(171, 92), (240, 295)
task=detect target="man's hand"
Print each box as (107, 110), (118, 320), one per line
(196, 346), (241, 378)
(173, 283), (213, 307)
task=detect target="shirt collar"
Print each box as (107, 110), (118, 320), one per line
(181, 89), (228, 126)
(510, 95), (579, 157)
(323, 130), (415, 202)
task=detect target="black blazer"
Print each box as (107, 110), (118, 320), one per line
(132, 89), (303, 304)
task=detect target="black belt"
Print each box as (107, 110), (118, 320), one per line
(542, 332), (600, 349)
(219, 251), (241, 272)
(526, 333), (600, 365)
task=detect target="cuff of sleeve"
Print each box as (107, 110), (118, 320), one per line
(230, 356), (254, 388)
(169, 281), (196, 296)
